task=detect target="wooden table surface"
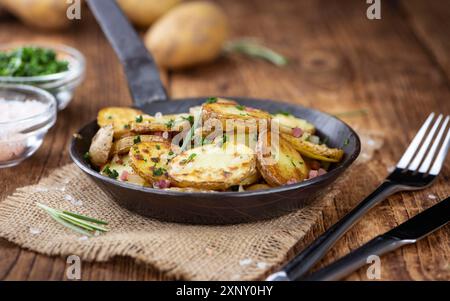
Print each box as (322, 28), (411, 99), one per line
(0, 0), (449, 281)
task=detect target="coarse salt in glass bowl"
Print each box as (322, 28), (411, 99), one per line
(0, 84), (57, 168)
(0, 43), (85, 110)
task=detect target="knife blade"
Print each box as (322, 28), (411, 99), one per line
(86, 0), (168, 108)
(299, 196), (450, 281)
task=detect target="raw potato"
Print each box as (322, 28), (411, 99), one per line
(272, 113), (315, 134)
(97, 107), (144, 139)
(0, 0), (71, 30)
(256, 131), (308, 186)
(130, 113), (191, 133)
(168, 143), (257, 190)
(101, 154), (147, 187)
(111, 135), (167, 156)
(117, 0), (181, 28)
(282, 133), (344, 162)
(202, 102), (271, 132)
(144, 1), (229, 69)
(129, 141), (172, 184)
(89, 125), (114, 167)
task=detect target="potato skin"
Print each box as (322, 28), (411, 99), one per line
(282, 133), (344, 162)
(89, 125), (114, 167)
(0, 0), (71, 30)
(130, 113), (190, 133)
(117, 0), (180, 28)
(144, 1), (229, 69)
(256, 131), (308, 186)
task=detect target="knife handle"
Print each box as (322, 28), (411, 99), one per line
(300, 235), (413, 281)
(267, 181), (400, 281)
(87, 0), (168, 107)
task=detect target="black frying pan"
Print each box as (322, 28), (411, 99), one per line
(70, 0), (360, 224)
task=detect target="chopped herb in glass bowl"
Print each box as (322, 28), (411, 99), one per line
(0, 44), (86, 111)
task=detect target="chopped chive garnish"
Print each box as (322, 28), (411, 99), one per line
(133, 135), (141, 144)
(135, 115), (143, 123)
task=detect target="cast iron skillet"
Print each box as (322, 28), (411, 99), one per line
(70, 0), (360, 224)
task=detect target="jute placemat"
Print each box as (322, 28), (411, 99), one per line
(0, 155), (376, 280)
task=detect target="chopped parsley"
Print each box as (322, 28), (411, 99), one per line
(168, 150), (174, 156)
(206, 97), (218, 104)
(133, 135), (141, 144)
(235, 104), (245, 111)
(290, 159), (296, 167)
(156, 144), (161, 150)
(83, 152), (90, 162)
(343, 138), (350, 146)
(0, 47), (69, 77)
(103, 166), (119, 179)
(165, 119), (175, 129)
(182, 115), (195, 126)
(180, 153), (197, 165)
(135, 115), (143, 123)
(276, 110), (291, 116)
(152, 167), (166, 177)
(123, 124), (130, 129)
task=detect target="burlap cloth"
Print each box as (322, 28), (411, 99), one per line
(0, 133), (381, 280)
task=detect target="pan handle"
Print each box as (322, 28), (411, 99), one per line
(87, 0), (168, 108)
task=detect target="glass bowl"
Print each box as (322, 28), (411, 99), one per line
(0, 84), (57, 168)
(0, 43), (86, 110)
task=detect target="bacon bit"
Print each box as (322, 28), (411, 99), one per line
(287, 179), (298, 185)
(308, 170), (319, 179)
(292, 127), (303, 138)
(120, 171), (129, 181)
(134, 154), (144, 160)
(151, 157), (160, 163)
(309, 160), (321, 170)
(318, 168), (327, 176)
(154, 179), (171, 189)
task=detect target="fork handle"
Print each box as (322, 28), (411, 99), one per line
(266, 181), (400, 281)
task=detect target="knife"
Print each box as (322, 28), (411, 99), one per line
(86, 0), (168, 107)
(296, 196), (449, 281)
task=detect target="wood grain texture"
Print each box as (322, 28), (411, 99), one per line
(0, 0), (449, 280)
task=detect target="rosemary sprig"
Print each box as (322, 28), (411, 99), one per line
(224, 39), (288, 66)
(36, 203), (109, 237)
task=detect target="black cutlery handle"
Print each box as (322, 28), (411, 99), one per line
(87, 0), (168, 107)
(301, 235), (412, 281)
(266, 181), (400, 281)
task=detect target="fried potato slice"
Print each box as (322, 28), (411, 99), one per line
(97, 107), (144, 139)
(246, 183), (272, 191)
(89, 125), (114, 167)
(202, 102), (271, 131)
(168, 143), (257, 190)
(130, 113), (191, 133)
(256, 131), (308, 186)
(282, 133), (344, 162)
(272, 113), (315, 134)
(111, 135), (167, 156)
(240, 168), (261, 186)
(129, 141), (173, 184)
(101, 154), (148, 186)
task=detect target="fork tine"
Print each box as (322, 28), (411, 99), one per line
(397, 113), (435, 169)
(419, 116), (449, 173)
(408, 114), (443, 171)
(429, 119), (450, 175)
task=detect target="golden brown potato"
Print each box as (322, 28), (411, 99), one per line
(282, 133), (344, 162)
(97, 107), (144, 139)
(0, 0), (71, 30)
(168, 143), (257, 190)
(89, 125), (114, 167)
(144, 1), (229, 69)
(272, 113), (315, 134)
(117, 0), (181, 28)
(129, 141), (173, 184)
(256, 131), (308, 186)
(202, 101), (271, 132)
(100, 154), (148, 187)
(111, 135), (167, 156)
(239, 168), (261, 186)
(246, 183), (272, 191)
(130, 113), (191, 133)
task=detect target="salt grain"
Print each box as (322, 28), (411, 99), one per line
(155, 112), (163, 118)
(257, 262), (268, 269)
(239, 258), (252, 266)
(78, 236), (89, 241)
(64, 194), (83, 206)
(427, 194), (437, 200)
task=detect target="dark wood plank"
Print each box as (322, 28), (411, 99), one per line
(0, 0), (449, 281)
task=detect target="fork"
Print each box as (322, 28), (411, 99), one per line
(266, 112), (450, 281)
